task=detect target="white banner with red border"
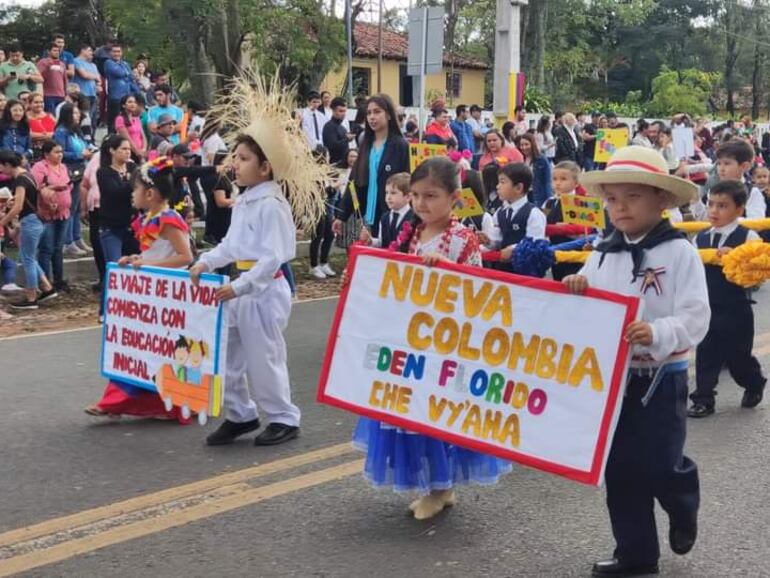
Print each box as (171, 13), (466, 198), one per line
(317, 246), (641, 485)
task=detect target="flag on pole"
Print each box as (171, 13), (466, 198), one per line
(507, 72), (527, 119)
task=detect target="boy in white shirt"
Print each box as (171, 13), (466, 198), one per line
(191, 73), (330, 447)
(565, 146), (710, 577)
(688, 180), (765, 417)
(360, 172), (413, 249)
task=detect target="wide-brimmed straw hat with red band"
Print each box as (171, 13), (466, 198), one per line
(580, 145), (698, 209)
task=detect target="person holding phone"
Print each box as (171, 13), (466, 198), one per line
(0, 45), (43, 101)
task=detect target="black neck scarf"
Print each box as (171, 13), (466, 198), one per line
(596, 219), (685, 282)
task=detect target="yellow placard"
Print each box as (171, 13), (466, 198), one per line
(453, 188), (485, 219)
(594, 128), (629, 163)
(560, 194), (606, 229)
(409, 143), (447, 173)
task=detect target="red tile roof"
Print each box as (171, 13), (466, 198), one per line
(354, 22), (487, 70)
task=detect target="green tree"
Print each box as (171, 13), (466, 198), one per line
(646, 67), (719, 117)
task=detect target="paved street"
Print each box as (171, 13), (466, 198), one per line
(1, 293), (770, 578)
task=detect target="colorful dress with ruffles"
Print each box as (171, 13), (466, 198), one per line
(352, 217), (513, 493)
(94, 209), (192, 423)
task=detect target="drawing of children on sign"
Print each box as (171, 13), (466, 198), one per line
(173, 336), (190, 381)
(186, 339), (209, 385)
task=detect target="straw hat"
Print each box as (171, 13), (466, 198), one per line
(209, 68), (329, 232)
(580, 145), (698, 209)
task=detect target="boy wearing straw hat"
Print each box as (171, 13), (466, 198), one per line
(564, 146), (710, 577)
(190, 71), (329, 447)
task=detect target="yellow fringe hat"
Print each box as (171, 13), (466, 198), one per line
(209, 67), (330, 232)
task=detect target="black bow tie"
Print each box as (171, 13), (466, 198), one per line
(596, 219), (685, 282)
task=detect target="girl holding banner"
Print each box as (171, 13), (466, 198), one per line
(352, 157), (511, 520)
(85, 158), (194, 420)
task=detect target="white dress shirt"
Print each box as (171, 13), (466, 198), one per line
(198, 181), (296, 297)
(745, 187), (767, 220)
(302, 108), (328, 150)
(489, 196), (547, 248)
(580, 236), (710, 369)
(692, 219), (760, 249)
(371, 204), (411, 248)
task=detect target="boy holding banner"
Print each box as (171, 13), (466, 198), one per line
(565, 146), (710, 577)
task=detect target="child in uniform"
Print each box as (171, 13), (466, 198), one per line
(750, 165), (770, 242)
(352, 157), (511, 520)
(715, 139), (766, 219)
(564, 146), (710, 577)
(688, 180), (766, 417)
(190, 72), (330, 447)
(489, 162), (546, 273)
(543, 160), (585, 281)
(359, 172), (412, 249)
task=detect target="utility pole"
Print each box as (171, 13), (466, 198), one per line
(493, 0), (528, 118)
(346, 0), (354, 103)
(377, 0), (384, 93)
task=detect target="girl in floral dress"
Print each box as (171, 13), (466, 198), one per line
(84, 157), (194, 421)
(352, 157), (512, 520)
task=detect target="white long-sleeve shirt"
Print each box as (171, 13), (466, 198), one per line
(691, 220), (760, 248)
(579, 236), (710, 369)
(302, 108), (328, 150)
(489, 196), (547, 249)
(745, 187), (767, 219)
(198, 181), (296, 297)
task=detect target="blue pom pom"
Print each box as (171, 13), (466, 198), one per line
(511, 237), (555, 278)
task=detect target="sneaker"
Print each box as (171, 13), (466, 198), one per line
(54, 280), (71, 293)
(63, 243), (87, 257)
(320, 263), (336, 277)
(75, 239), (93, 253)
(10, 299), (39, 310)
(38, 288), (59, 303)
(309, 266), (327, 279)
(0, 283), (24, 293)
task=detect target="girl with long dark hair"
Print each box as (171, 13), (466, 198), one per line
(0, 99), (31, 158)
(333, 94), (409, 238)
(55, 102), (93, 256)
(514, 132), (553, 206)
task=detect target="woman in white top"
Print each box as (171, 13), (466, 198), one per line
(535, 115), (556, 161)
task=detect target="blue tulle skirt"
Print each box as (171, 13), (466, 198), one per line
(353, 417), (513, 494)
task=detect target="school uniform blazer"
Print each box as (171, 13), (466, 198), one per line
(339, 134), (410, 236)
(530, 155), (553, 206)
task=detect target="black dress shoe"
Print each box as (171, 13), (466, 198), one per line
(687, 403), (714, 418)
(741, 389), (764, 408)
(670, 513), (698, 555)
(254, 423), (299, 446)
(206, 418), (261, 446)
(592, 558), (659, 576)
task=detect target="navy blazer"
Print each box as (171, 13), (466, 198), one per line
(340, 135), (410, 236)
(530, 155), (553, 207)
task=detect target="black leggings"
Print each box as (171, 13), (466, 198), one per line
(89, 209), (105, 284)
(309, 214), (334, 268)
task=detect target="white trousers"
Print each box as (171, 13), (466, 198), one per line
(222, 278), (301, 426)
